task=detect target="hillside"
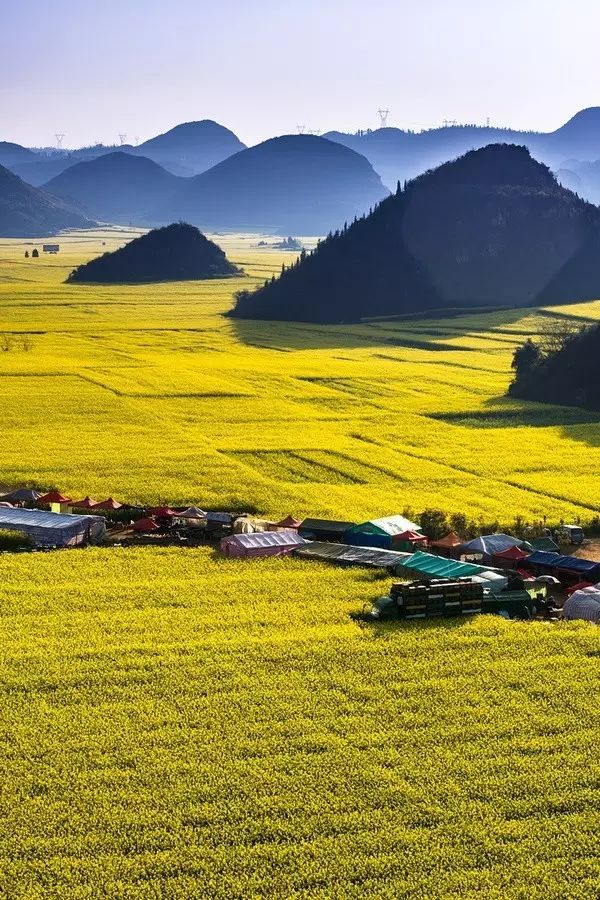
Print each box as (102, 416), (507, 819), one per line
(154, 134), (389, 234)
(44, 152), (183, 222)
(67, 223), (240, 283)
(510, 323), (600, 410)
(0, 141), (37, 168)
(135, 120), (246, 176)
(0, 164), (95, 237)
(325, 107), (600, 188)
(231, 144), (600, 323)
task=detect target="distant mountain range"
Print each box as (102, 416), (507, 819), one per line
(153, 135), (389, 234)
(43, 152), (183, 222)
(67, 222), (240, 283)
(231, 144), (600, 323)
(0, 164), (95, 237)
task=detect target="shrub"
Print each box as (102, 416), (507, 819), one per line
(0, 529), (34, 551)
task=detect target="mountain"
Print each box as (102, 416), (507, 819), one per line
(230, 144), (600, 324)
(0, 164), (95, 237)
(135, 121), (246, 176)
(554, 159), (600, 205)
(510, 324), (600, 411)
(67, 223), (240, 283)
(324, 108), (600, 189)
(43, 152), (183, 223)
(0, 142), (37, 168)
(154, 135), (389, 234)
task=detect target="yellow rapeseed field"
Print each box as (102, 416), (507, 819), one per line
(1, 230), (600, 522)
(0, 232), (599, 897)
(0, 548), (598, 898)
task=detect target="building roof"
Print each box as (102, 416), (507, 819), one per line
(294, 542), (411, 569)
(524, 551), (600, 574)
(399, 551), (484, 579)
(430, 532), (462, 548)
(299, 518), (356, 532)
(93, 498), (123, 510)
(147, 506), (177, 517)
(493, 545), (530, 561)
(0, 506), (103, 531)
(0, 488), (41, 503)
(531, 536), (560, 553)
(178, 506), (206, 519)
(457, 534), (524, 556)
(71, 496), (98, 509)
(221, 530), (307, 550)
(347, 515), (419, 536)
(396, 530), (427, 542)
(133, 517), (160, 532)
(275, 515), (302, 528)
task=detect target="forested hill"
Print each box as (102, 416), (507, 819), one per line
(0, 163), (95, 237)
(231, 144), (600, 324)
(67, 223), (240, 284)
(510, 324), (600, 411)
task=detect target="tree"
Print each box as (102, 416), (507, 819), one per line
(511, 338), (541, 375)
(538, 319), (583, 356)
(24, 250), (29, 258)
(419, 508), (448, 539)
(31, 248), (39, 258)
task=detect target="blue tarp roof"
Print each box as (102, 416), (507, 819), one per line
(524, 550), (600, 574)
(457, 534), (525, 556)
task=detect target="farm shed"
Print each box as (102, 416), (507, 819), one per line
(298, 518), (356, 542)
(344, 515), (421, 549)
(294, 541), (411, 570)
(456, 533), (527, 561)
(398, 551), (483, 580)
(0, 506), (105, 548)
(220, 529), (308, 559)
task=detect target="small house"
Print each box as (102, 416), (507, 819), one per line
(42, 244), (60, 254)
(344, 515), (421, 550)
(220, 529), (308, 559)
(0, 506), (105, 548)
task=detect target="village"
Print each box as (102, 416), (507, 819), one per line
(0, 487), (598, 626)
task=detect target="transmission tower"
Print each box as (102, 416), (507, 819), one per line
(307, 128), (321, 136)
(377, 109), (390, 128)
(118, 133), (127, 145)
(296, 124), (306, 134)
(55, 133), (65, 149)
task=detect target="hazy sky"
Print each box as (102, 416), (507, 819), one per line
(2, 0), (599, 148)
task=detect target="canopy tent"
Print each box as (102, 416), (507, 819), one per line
(471, 570), (510, 592)
(275, 515), (302, 529)
(71, 497), (98, 509)
(38, 491), (72, 504)
(398, 551), (484, 579)
(0, 488), (41, 503)
(147, 506), (177, 517)
(344, 515), (422, 550)
(94, 498), (123, 511)
(294, 542), (411, 570)
(492, 545), (531, 567)
(177, 506), (206, 520)
(522, 551), (600, 582)
(565, 581), (595, 596)
(561, 590), (600, 623)
(456, 534), (526, 559)
(0, 506), (105, 548)
(133, 517), (160, 533)
(220, 529), (308, 559)
(299, 519), (356, 542)
(430, 532), (462, 552)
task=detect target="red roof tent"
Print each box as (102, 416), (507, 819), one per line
(275, 515), (302, 529)
(71, 496), (98, 509)
(493, 546), (530, 561)
(430, 532), (462, 549)
(38, 491), (72, 504)
(94, 498), (123, 510)
(147, 506), (177, 517)
(516, 567), (535, 581)
(565, 581), (595, 596)
(134, 517), (160, 533)
(395, 530), (427, 542)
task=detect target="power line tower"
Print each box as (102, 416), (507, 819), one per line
(307, 128), (321, 136)
(55, 133), (65, 149)
(377, 109), (390, 128)
(296, 124), (306, 134)
(118, 133), (127, 145)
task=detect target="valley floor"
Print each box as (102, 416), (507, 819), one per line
(0, 231), (599, 897)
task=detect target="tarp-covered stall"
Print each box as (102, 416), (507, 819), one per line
(298, 519), (356, 542)
(521, 551), (600, 584)
(456, 534), (527, 561)
(0, 506), (105, 548)
(397, 551), (483, 580)
(220, 529), (308, 559)
(561, 590), (600, 623)
(344, 515), (421, 549)
(294, 542), (411, 570)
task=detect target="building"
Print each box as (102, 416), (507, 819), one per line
(42, 244), (60, 254)
(0, 506), (106, 548)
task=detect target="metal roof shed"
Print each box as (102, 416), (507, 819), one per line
(220, 529), (308, 559)
(298, 519), (356, 542)
(0, 506), (106, 548)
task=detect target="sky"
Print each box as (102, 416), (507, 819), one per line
(2, 0), (600, 149)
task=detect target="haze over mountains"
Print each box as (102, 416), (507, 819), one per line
(0, 164), (94, 237)
(153, 135), (389, 234)
(231, 144), (600, 323)
(44, 153), (183, 222)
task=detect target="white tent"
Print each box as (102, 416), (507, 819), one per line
(561, 590), (600, 623)
(177, 507), (206, 520)
(0, 506), (105, 548)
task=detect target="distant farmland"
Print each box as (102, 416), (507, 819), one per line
(0, 230), (600, 522)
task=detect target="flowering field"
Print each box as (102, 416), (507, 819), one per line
(0, 548), (598, 898)
(1, 231), (600, 522)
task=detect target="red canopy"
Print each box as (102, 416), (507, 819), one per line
(493, 546), (529, 561)
(38, 491), (72, 504)
(396, 530), (427, 542)
(94, 497), (123, 510)
(565, 581), (594, 596)
(134, 517), (160, 533)
(147, 506), (176, 517)
(71, 496), (98, 509)
(430, 531), (462, 548)
(276, 515), (302, 529)
(516, 568), (535, 581)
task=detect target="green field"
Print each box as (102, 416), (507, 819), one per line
(0, 232), (599, 897)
